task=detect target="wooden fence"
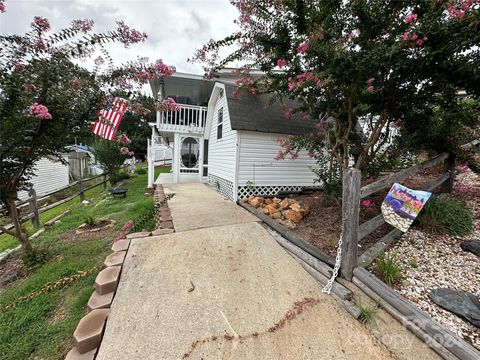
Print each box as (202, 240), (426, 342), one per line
(0, 173), (108, 236)
(339, 152), (454, 280)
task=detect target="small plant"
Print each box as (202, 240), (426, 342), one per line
(136, 168), (147, 175)
(418, 195), (473, 236)
(215, 180), (220, 191)
(21, 248), (49, 269)
(84, 215), (97, 227)
(326, 238), (335, 247)
(246, 180), (254, 193)
(357, 298), (379, 325)
(375, 252), (403, 285)
(409, 259), (418, 269)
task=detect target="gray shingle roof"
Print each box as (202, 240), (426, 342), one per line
(224, 84), (317, 136)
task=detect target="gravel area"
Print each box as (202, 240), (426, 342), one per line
(380, 169), (480, 349)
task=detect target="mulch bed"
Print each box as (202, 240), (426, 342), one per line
(0, 258), (26, 290)
(289, 165), (447, 257)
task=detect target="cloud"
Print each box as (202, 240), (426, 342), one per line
(1, 0), (239, 73)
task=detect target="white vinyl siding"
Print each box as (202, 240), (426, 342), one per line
(237, 131), (318, 186)
(18, 157), (70, 200)
(207, 93), (237, 183)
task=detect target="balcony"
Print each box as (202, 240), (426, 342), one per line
(157, 104), (207, 134)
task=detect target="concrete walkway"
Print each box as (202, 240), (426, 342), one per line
(97, 183), (394, 360)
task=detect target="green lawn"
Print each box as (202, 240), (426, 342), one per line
(0, 165), (170, 360)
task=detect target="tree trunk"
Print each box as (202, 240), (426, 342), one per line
(7, 196), (33, 253)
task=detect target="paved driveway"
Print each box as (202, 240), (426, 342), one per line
(97, 184), (393, 360)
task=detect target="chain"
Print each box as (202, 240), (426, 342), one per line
(322, 217), (346, 294)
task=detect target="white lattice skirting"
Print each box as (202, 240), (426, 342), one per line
(237, 185), (319, 199)
(208, 174), (235, 201)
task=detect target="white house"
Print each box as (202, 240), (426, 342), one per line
(147, 73), (320, 201)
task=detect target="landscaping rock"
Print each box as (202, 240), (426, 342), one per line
(283, 209), (302, 223)
(249, 197), (264, 208)
(160, 221), (174, 229)
(272, 197), (282, 204)
(460, 240), (480, 257)
(103, 251), (126, 268)
(111, 239), (130, 252)
(265, 203), (280, 215)
(73, 308), (109, 353)
(87, 291), (114, 310)
(264, 198), (273, 205)
(95, 266), (121, 295)
(278, 219), (297, 229)
(151, 228), (175, 236)
(160, 215), (173, 222)
(271, 211), (283, 220)
(126, 231), (151, 239)
(429, 288), (480, 328)
(280, 198), (291, 209)
(65, 347), (96, 360)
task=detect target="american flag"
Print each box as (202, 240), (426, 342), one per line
(92, 97), (129, 141)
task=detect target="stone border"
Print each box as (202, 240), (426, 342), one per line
(65, 184), (175, 359)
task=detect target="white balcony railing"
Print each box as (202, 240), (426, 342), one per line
(157, 104), (207, 134)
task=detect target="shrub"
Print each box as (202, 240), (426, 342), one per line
(21, 248), (49, 269)
(418, 196), (473, 236)
(136, 168), (146, 175)
(375, 252), (403, 285)
(84, 215), (97, 227)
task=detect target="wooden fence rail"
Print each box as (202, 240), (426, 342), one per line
(340, 152), (454, 280)
(0, 174), (108, 236)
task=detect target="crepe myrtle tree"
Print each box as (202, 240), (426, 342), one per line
(0, 6), (178, 253)
(191, 0), (480, 182)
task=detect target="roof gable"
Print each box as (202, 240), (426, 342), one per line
(224, 84), (317, 136)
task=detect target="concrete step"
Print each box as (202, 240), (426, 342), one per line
(65, 347), (96, 360)
(95, 266), (121, 295)
(73, 309), (109, 353)
(87, 291), (114, 311)
(103, 251), (126, 268)
(126, 231), (151, 239)
(111, 239), (130, 252)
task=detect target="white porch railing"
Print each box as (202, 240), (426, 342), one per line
(157, 104), (207, 134)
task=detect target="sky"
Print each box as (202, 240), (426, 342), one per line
(0, 0), (239, 74)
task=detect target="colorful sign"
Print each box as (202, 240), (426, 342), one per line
(381, 183), (432, 232)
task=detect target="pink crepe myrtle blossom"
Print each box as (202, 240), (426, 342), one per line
(285, 110), (293, 119)
(35, 38), (45, 49)
(367, 85), (375, 92)
(402, 32), (410, 41)
(32, 16), (50, 31)
(0, 1), (5, 13)
(117, 134), (132, 145)
(69, 78), (82, 88)
(115, 233), (126, 241)
(297, 42), (308, 55)
(14, 62), (25, 71)
(71, 19), (94, 33)
(120, 147), (133, 156)
(154, 59), (176, 76)
(276, 58), (287, 68)
(348, 28), (361, 40)
(411, 33), (418, 41)
(28, 103), (52, 120)
(116, 21), (147, 47)
(122, 220), (134, 232)
(274, 150), (285, 160)
(156, 97), (180, 112)
(367, 77), (375, 84)
(404, 13), (418, 24)
(416, 39), (424, 46)
(361, 200), (373, 207)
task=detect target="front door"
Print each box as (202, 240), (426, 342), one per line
(179, 135), (201, 182)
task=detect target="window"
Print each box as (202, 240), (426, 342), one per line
(217, 108), (223, 140)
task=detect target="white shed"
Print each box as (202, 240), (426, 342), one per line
(150, 75), (320, 202)
(18, 156), (70, 200)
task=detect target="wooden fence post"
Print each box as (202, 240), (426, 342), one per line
(79, 179), (85, 201)
(340, 168), (362, 281)
(102, 174), (107, 191)
(28, 188), (40, 229)
(441, 153), (456, 193)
